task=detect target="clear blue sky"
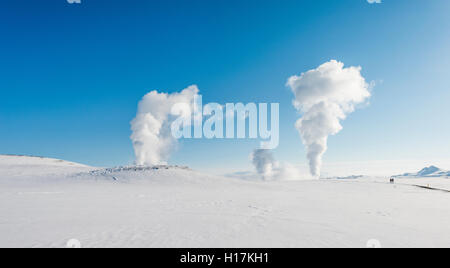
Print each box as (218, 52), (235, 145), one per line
(0, 0), (449, 171)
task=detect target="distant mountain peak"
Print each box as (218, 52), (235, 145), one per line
(395, 165), (449, 178)
(417, 166), (441, 176)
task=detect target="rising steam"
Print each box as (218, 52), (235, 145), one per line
(251, 149), (276, 179)
(251, 149), (302, 181)
(130, 85), (199, 166)
(287, 60), (371, 177)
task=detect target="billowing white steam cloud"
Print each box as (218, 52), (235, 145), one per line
(130, 85), (199, 166)
(287, 60), (371, 177)
(251, 149), (276, 179)
(251, 149), (302, 181)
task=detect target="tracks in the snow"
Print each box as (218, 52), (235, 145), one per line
(411, 184), (450, 193)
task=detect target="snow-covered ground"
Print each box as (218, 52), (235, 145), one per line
(0, 155), (449, 248)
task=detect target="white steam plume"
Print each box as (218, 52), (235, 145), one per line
(287, 60), (371, 177)
(251, 149), (276, 179)
(251, 149), (303, 181)
(130, 85), (199, 166)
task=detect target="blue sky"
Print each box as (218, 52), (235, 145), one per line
(0, 0), (449, 171)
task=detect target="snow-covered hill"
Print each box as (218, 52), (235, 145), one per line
(395, 166), (450, 178)
(1, 156), (450, 248)
(73, 165), (231, 185)
(0, 155), (95, 178)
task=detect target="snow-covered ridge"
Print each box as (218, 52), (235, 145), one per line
(0, 155), (220, 185)
(0, 154), (95, 178)
(88, 165), (190, 174)
(0, 154), (89, 167)
(78, 165), (191, 181)
(71, 164), (228, 185)
(395, 166), (450, 178)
